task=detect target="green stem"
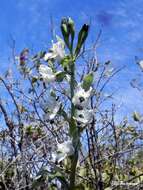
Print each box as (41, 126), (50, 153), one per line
(69, 58), (79, 190)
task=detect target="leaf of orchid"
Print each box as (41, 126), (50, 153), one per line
(75, 24), (89, 57)
(82, 72), (94, 91)
(55, 71), (65, 82)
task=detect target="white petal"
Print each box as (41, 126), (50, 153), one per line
(52, 152), (66, 163)
(74, 109), (94, 124)
(40, 94), (61, 120)
(57, 153), (67, 163)
(39, 64), (55, 82)
(44, 52), (53, 61)
(72, 84), (92, 108)
(57, 140), (74, 156)
(44, 38), (65, 62)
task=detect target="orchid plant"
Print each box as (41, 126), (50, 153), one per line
(0, 17), (142, 190)
(29, 17), (94, 189)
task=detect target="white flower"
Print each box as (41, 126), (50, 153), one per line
(138, 60), (143, 70)
(40, 94), (61, 120)
(39, 64), (55, 82)
(44, 37), (65, 62)
(52, 152), (66, 163)
(74, 109), (94, 125)
(57, 140), (74, 155)
(72, 84), (92, 109)
(52, 140), (74, 163)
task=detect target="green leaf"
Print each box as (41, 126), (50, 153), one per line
(55, 71), (65, 82)
(82, 72), (94, 91)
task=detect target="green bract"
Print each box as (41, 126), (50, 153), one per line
(82, 72), (94, 91)
(61, 55), (71, 71)
(55, 71), (65, 82)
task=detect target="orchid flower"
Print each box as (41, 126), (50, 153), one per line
(40, 94), (61, 120)
(72, 84), (92, 109)
(74, 109), (94, 125)
(39, 64), (56, 83)
(44, 36), (65, 62)
(52, 140), (74, 163)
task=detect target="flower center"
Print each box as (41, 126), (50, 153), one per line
(79, 97), (85, 103)
(78, 114), (84, 118)
(75, 105), (83, 110)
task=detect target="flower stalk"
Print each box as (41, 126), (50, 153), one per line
(69, 56), (79, 190)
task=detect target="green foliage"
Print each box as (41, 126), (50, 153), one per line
(82, 72), (94, 91)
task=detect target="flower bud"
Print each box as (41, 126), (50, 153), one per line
(75, 24), (89, 57)
(61, 18), (70, 48)
(67, 17), (75, 50)
(61, 17), (75, 51)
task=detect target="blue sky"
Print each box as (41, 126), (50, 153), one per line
(1, 0), (143, 120)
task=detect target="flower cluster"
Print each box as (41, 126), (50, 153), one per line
(40, 92), (61, 121)
(37, 17), (91, 164)
(72, 83), (94, 126)
(38, 37), (66, 121)
(37, 35), (75, 163)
